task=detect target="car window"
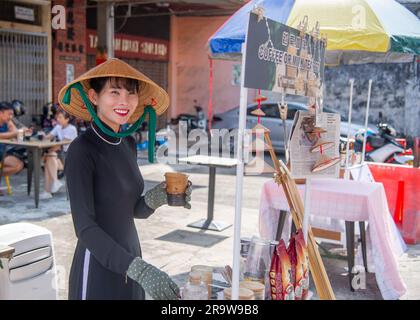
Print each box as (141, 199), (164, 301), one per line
(260, 104), (280, 118)
(324, 107), (347, 121)
(247, 104), (280, 118)
(247, 105), (256, 116)
(286, 104), (306, 120)
(287, 106), (298, 120)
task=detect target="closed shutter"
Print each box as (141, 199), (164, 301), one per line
(0, 30), (48, 125)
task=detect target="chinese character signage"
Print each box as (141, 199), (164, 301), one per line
(87, 30), (169, 62)
(53, 0), (85, 55)
(244, 12), (326, 98)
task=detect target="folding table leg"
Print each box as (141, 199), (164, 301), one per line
(27, 150), (33, 195)
(187, 165), (231, 231)
(0, 148), (7, 187)
(33, 148), (41, 208)
(359, 221), (368, 272)
(275, 210), (288, 242)
(291, 219), (297, 237)
(345, 221), (355, 292)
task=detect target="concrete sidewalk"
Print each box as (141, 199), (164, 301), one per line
(0, 159), (419, 300)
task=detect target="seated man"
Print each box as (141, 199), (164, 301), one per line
(0, 102), (31, 178)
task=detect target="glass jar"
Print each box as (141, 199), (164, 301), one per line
(244, 236), (272, 284)
(182, 271), (208, 300)
(190, 265), (213, 299)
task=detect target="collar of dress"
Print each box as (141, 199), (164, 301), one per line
(91, 120), (122, 145)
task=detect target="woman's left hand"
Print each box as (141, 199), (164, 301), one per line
(144, 182), (167, 210)
(145, 181), (193, 210)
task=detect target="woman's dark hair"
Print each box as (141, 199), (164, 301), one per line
(56, 109), (71, 120)
(89, 77), (139, 94)
(56, 108), (75, 125)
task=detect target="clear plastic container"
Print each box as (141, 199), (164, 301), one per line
(244, 236), (272, 283)
(190, 265), (213, 299)
(182, 271), (208, 300)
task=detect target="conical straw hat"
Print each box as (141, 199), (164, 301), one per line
(312, 154), (340, 172)
(251, 123), (270, 133)
(58, 58), (169, 123)
(251, 108), (266, 117)
(310, 139), (334, 153)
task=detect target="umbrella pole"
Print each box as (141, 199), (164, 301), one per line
(361, 80), (372, 164)
(344, 79), (354, 180)
(208, 57), (214, 131)
(303, 177), (312, 245)
(232, 42), (248, 300)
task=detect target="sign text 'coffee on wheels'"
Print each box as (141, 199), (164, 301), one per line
(244, 12), (326, 98)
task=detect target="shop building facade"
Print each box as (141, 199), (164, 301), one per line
(52, 0), (171, 127)
(0, 0), (52, 125)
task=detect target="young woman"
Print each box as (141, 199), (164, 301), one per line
(40, 109), (78, 199)
(58, 58), (192, 300)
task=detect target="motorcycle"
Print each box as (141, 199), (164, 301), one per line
(355, 122), (414, 165)
(171, 100), (207, 134)
(30, 102), (59, 131)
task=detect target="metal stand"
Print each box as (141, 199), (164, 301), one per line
(345, 221), (368, 291)
(27, 148), (41, 208)
(188, 166), (232, 232)
(0, 147), (7, 192)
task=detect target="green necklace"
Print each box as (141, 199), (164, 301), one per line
(63, 82), (157, 163)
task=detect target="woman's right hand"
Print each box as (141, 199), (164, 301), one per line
(126, 257), (180, 300)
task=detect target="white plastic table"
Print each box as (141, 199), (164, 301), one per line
(259, 178), (407, 300)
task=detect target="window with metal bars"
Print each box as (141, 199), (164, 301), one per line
(0, 30), (49, 126)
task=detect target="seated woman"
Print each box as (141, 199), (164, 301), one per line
(40, 109), (78, 199)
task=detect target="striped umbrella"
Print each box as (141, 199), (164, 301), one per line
(208, 0), (420, 65)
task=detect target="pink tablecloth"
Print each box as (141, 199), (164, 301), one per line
(259, 178), (407, 300)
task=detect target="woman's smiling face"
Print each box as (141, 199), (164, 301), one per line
(88, 77), (139, 131)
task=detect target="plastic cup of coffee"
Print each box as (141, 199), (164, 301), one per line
(164, 172), (189, 206)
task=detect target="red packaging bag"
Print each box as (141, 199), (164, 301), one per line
(287, 230), (310, 300)
(269, 240), (294, 300)
(295, 230), (310, 300)
(287, 234), (298, 295)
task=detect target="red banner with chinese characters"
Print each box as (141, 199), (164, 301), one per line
(86, 30), (169, 62)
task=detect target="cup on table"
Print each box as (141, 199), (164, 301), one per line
(164, 172), (190, 206)
(37, 131), (45, 141)
(24, 130), (32, 141)
(191, 265), (213, 299)
(17, 129), (24, 142)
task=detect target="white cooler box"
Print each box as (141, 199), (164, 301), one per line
(0, 223), (58, 300)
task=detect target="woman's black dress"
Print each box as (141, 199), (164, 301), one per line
(64, 121), (155, 300)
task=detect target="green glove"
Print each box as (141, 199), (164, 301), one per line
(127, 257), (180, 300)
(145, 181), (192, 210)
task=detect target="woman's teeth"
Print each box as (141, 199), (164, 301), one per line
(114, 109), (129, 116)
